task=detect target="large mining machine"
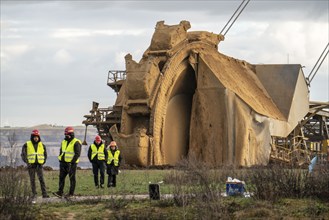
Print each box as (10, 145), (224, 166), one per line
(83, 20), (329, 167)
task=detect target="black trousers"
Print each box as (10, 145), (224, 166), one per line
(107, 164), (119, 187)
(92, 161), (105, 186)
(27, 164), (47, 196)
(58, 162), (77, 195)
(108, 174), (117, 187)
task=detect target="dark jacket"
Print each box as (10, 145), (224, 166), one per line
(87, 141), (108, 163)
(21, 135), (47, 165)
(59, 133), (81, 164)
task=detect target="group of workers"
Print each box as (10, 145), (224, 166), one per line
(20, 127), (122, 199)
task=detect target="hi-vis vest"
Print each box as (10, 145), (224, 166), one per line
(107, 150), (120, 166)
(58, 138), (81, 163)
(91, 144), (105, 160)
(26, 141), (45, 164)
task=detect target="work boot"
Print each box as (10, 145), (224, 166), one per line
(65, 193), (74, 198)
(53, 191), (63, 198)
(42, 194), (50, 198)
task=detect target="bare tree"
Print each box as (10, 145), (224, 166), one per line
(7, 130), (19, 167)
(0, 143), (2, 167)
(0, 130), (37, 219)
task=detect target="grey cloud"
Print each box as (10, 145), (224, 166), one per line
(1, 0), (328, 126)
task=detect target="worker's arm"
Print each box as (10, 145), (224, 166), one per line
(104, 146), (108, 162)
(87, 146), (92, 162)
(71, 141), (82, 164)
(43, 143), (47, 164)
(21, 143), (28, 164)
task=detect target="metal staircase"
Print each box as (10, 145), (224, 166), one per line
(82, 70), (126, 144)
(270, 102), (329, 166)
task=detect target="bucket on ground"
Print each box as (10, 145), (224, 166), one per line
(226, 179), (245, 196)
(226, 177), (245, 196)
(149, 183), (160, 200)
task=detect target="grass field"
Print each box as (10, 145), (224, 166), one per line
(43, 169), (174, 196)
(2, 166), (329, 219)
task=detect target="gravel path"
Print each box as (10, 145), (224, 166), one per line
(32, 194), (174, 204)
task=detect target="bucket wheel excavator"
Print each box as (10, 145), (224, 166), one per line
(83, 20), (329, 167)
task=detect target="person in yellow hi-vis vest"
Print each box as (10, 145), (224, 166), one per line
(88, 135), (108, 188)
(53, 127), (81, 198)
(106, 141), (122, 187)
(21, 129), (49, 199)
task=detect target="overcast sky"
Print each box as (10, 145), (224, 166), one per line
(1, 0), (328, 127)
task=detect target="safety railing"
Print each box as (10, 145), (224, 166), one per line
(108, 70), (126, 84)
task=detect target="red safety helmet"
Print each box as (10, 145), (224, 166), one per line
(95, 135), (102, 142)
(64, 126), (74, 135)
(31, 129), (40, 136)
